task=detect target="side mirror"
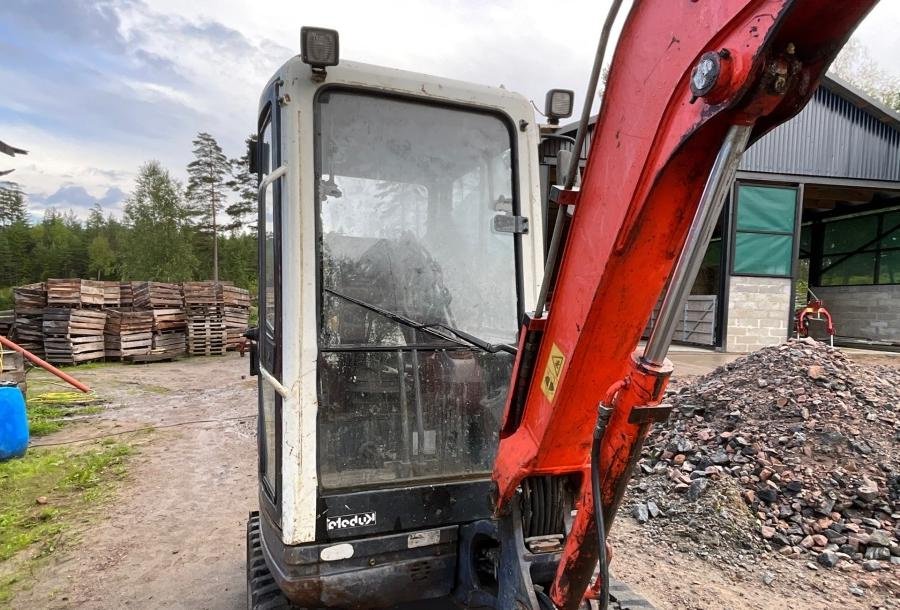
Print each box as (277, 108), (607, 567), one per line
(243, 327), (259, 376)
(248, 138), (259, 174)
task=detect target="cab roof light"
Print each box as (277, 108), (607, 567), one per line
(545, 89), (574, 125)
(301, 27), (340, 72)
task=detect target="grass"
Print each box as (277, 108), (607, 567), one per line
(25, 392), (105, 437)
(0, 441), (133, 604)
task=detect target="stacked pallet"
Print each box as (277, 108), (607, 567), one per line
(0, 310), (13, 337)
(12, 283), (45, 355)
(104, 309), (153, 359)
(47, 278), (105, 307)
(133, 282), (183, 309)
(220, 285), (251, 350)
(119, 282), (134, 308)
(151, 308), (187, 355)
(182, 281), (227, 356)
(102, 281), (121, 307)
(43, 308), (107, 364)
(0, 346), (26, 394)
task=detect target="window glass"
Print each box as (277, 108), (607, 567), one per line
(733, 233), (793, 276)
(823, 215), (878, 255)
(799, 224), (812, 258)
(878, 249), (900, 285)
(736, 185), (796, 233)
(258, 115), (278, 496)
(316, 91), (518, 489)
(821, 252), (877, 286)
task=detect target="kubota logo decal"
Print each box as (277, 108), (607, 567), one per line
(326, 512), (377, 531)
(540, 343), (565, 402)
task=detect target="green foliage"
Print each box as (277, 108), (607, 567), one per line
(186, 132), (231, 281)
(831, 39), (900, 111)
(26, 392), (105, 437)
(0, 138), (259, 299)
(121, 161), (199, 281)
(0, 442), (132, 603)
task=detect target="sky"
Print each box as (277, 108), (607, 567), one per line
(1, 0), (899, 221)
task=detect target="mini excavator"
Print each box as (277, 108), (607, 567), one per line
(244, 2), (878, 608)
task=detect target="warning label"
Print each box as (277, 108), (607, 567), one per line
(540, 343), (566, 402)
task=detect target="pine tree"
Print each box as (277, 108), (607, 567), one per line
(186, 132), (230, 281)
(122, 161), (198, 281)
(0, 181), (27, 226)
(225, 135), (258, 234)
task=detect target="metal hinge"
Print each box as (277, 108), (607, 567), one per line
(493, 214), (529, 234)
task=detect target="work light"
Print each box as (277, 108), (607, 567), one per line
(301, 27), (340, 70)
(545, 89), (574, 125)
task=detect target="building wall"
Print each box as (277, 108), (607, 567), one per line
(726, 276), (792, 353)
(811, 285), (900, 342)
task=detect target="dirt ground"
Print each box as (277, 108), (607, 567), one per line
(7, 351), (899, 609)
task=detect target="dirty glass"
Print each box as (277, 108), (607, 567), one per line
(315, 91), (518, 489)
(821, 252), (877, 286)
(823, 215), (878, 255)
(258, 115), (278, 495)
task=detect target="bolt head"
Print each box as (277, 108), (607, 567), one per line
(690, 52), (722, 98)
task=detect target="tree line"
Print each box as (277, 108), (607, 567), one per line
(0, 132), (257, 310)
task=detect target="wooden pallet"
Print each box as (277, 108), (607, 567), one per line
(46, 279), (105, 307)
(104, 310), (154, 359)
(102, 281), (121, 307)
(0, 310), (13, 337)
(182, 281), (221, 306)
(42, 308), (107, 363)
(152, 308), (187, 332)
(12, 313), (45, 356)
(152, 330), (186, 355)
(219, 285), (251, 308)
(119, 282), (134, 308)
(133, 282), (183, 309)
(13, 283), (46, 312)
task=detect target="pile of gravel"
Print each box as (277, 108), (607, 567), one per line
(626, 338), (899, 573)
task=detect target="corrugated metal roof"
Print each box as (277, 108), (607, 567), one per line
(552, 77), (900, 183)
(740, 83), (900, 181)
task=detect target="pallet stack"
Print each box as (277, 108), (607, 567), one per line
(102, 281), (121, 307)
(151, 308), (187, 356)
(119, 282), (134, 309)
(0, 310), (13, 337)
(0, 345), (26, 394)
(183, 281), (227, 356)
(133, 282), (183, 309)
(42, 308), (107, 364)
(46, 278), (105, 307)
(219, 285), (251, 350)
(12, 283), (46, 356)
(104, 309), (153, 359)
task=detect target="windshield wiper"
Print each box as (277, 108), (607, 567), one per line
(323, 287), (517, 355)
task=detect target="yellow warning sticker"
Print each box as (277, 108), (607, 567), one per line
(540, 343), (566, 402)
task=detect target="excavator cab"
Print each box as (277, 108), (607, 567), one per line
(247, 28), (550, 609)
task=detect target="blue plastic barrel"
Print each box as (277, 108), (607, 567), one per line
(0, 386), (29, 461)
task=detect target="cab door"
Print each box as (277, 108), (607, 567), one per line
(256, 83), (283, 521)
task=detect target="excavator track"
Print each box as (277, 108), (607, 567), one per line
(247, 512), (294, 610)
(248, 511), (655, 610)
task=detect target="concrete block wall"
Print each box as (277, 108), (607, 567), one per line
(812, 285), (900, 342)
(726, 276), (792, 353)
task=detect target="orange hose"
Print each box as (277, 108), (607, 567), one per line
(0, 335), (92, 393)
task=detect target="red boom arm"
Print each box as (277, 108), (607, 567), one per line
(492, 2), (877, 608)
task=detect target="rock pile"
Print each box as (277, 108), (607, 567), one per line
(627, 338), (899, 573)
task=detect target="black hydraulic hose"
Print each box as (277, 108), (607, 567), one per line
(534, 0), (625, 317)
(591, 424), (609, 610)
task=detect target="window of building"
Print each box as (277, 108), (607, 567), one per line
(732, 184), (798, 277)
(819, 209), (900, 286)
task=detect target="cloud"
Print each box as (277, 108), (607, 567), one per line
(1, 0), (898, 229)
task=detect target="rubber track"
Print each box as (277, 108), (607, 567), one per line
(608, 577), (657, 610)
(247, 512), (295, 610)
(247, 511), (655, 610)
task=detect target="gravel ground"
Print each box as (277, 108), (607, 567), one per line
(8, 350), (899, 609)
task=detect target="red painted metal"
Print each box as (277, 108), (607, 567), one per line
(490, 2), (877, 608)
(795, 299), (835, 338)
(0, 335), (92, 394)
